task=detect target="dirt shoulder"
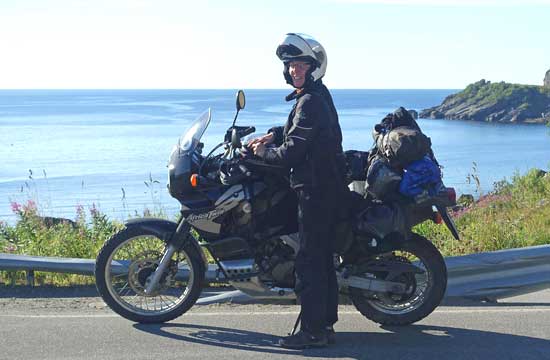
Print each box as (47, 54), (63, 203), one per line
(0, 285), (300, 315)
(0, 285), (108, 315)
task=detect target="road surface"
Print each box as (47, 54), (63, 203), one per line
(1, 287), (549, 360)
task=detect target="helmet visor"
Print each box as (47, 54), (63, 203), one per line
(276, 44), (303, 59)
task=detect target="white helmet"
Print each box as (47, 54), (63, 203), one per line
(276, 33), (327, 86)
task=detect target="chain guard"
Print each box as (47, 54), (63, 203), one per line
(355, 254), (419, 304)
(375, 255), (418, 304)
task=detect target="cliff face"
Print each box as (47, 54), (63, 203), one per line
(544, 70), (550, 88)
(420, 79), (550, 124)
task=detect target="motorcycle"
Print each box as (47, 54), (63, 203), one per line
(95, 90), (460, 325)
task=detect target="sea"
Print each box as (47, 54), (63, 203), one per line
(1, 89), (549, 224)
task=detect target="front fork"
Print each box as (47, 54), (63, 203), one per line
(144, 218), (190, 295)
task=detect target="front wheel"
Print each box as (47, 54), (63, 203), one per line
(349, 234), (447, 326)
(95, 226), (205, 323)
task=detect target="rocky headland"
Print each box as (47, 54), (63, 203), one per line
(420, 72), (550, 124)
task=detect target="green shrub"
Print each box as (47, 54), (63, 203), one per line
(0, 201), (123, 285)
(415, 169), (550, 256)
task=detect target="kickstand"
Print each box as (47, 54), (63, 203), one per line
(289, 310), (302, 336)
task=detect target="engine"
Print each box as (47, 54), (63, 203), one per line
(256, 238), (296, 288)
(221, 200), (254, 240)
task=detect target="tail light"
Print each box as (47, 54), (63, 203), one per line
(446, 187), (456, 204)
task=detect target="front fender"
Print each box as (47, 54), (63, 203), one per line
(124, 217), (208, 266)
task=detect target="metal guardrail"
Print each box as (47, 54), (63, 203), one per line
(445, 244), (550, 300)
(0, 254), (223, 287)
(1, 245), (550, 301)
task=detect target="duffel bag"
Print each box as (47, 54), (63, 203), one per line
(365, 155), (402, 201)
(377, 127), (431, 167)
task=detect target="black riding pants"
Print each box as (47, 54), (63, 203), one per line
(294, 187), (339, 335)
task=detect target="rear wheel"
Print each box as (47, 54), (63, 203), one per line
(349, 234), (447, 325)
(95, 226), (205, 323)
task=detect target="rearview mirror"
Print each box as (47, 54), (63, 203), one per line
(236, 90), (246, 111)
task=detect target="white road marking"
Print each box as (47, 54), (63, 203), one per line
(1, 308), (550, 319)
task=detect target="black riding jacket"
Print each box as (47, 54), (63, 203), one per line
(260, 80), (345, 191)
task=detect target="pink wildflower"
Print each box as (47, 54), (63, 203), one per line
(10, 201), (22, 214)
(90, 203), (99, 218)
(450, 206), (470, 219)
(475, 194), (511, 209)
(4, 243), (17, 253)
(22, 200), (37, 214)
(76, 204), (85, 219)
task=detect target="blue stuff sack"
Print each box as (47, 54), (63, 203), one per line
(399, 156), (443, 198)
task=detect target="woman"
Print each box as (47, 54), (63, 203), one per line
(250, 33), (347, 349)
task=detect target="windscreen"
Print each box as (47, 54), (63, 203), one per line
(179, 109), (211, 152)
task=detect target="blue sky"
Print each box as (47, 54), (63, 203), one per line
(0, 0), (548, 89)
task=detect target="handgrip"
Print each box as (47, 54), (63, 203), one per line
(238, 164), (252, 177)
(240, 126), (256, 137)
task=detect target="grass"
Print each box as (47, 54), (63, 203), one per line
(414, 168), (550, 256)
(0, 202), (123, 286)
(1, 168), (550, 286)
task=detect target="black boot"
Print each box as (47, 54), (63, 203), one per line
(325, 326), (336, 344)
(279, 330), (328, 349)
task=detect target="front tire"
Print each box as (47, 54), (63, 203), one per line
(95, 226), (205, 323)
(349, 234), (447, 326)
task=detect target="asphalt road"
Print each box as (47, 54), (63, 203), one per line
(1, 289), (550, 360)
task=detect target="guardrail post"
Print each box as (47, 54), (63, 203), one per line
(26, 270), (35, 287)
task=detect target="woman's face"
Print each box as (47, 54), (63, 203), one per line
(288, 61), (311, 88)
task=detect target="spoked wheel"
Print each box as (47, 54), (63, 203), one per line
(349, 234), (447, 325)
(95, 226), (205, 323)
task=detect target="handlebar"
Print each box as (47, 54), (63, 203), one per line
(240, 126), (256, 137)
(224, 126), (256, 143)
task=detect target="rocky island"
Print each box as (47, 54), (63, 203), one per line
(420, 70), (550, 124)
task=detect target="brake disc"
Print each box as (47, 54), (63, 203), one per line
(127, 251), (175, 297)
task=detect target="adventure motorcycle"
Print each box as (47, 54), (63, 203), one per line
(95, 90), (460, 325)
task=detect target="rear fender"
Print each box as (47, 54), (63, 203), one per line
(435, 206), (460, 241)
(124, 217), (208, 266)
